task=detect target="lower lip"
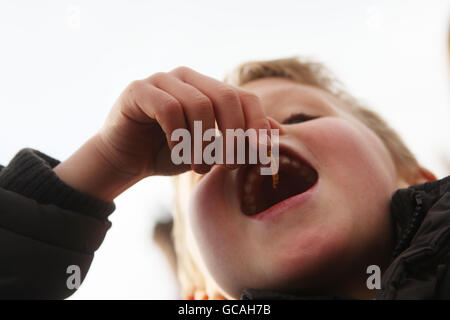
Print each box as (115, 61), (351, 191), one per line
(247, 180), (319, 221)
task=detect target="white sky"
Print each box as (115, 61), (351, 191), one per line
(0, 0), (449, 299)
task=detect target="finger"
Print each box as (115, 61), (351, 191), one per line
(170, 67), (246, 168)
(233, 86), (270, 132)
(149, 73), (215, 174)
(125, 80), (188, 150)
(232, 86), (272, 162)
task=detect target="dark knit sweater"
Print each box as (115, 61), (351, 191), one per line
(0, 149), (115, 299)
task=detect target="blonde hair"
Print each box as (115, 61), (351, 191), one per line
(171, 56), (420, 299)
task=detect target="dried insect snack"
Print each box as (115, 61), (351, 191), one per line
(268, 150), (279, 189)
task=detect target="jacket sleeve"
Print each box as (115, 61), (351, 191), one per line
(0, 149), (115, 299)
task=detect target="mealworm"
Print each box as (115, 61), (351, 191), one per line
(268, 150), (279, 189)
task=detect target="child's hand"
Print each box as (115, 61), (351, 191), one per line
(54, 67), (270, 200)
(97, 66), (270, 177)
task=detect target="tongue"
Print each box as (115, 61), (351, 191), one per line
(248, 166), (317, 215)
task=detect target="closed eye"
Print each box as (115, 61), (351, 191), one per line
(282, 112), (320, 124)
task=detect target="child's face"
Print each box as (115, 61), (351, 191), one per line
(188, 77), (399, 299)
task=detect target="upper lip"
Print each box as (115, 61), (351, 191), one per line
(235, 143), (317, 214)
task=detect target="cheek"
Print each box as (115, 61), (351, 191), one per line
(300, 117), (397, 195)
(188, 175), (251, 294)
(303, 117), (396, 252)
(189, 180), (235, 259)
(189, 168), (246, 249)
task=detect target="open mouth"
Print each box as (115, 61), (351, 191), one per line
(240, 147), (318, 216)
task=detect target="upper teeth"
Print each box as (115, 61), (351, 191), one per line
(279, 155), (291, 166)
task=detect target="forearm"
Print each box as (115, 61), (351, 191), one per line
(53, 134), (141, 201)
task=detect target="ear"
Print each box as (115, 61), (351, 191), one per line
(417, 167), (437, 183)
(406, 167), (437, 186)
(399, 166), (437, 187)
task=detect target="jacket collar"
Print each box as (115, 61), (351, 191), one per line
(390, 175), (450, 258)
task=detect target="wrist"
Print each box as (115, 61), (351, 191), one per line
(53, 134), (142, 201)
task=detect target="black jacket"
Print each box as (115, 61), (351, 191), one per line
(0, 149), (114, 299)
(1, 149), (449, 299)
